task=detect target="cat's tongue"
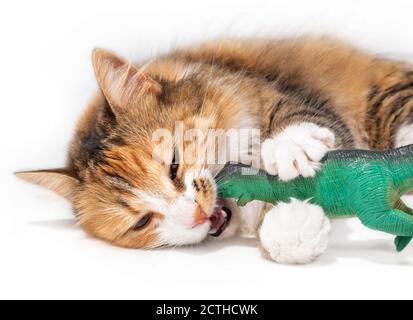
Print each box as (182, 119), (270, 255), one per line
(208, 200), (232, 237)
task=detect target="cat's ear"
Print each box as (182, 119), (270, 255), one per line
(92, 49), (161, 114)
(15, 169), (79, 201)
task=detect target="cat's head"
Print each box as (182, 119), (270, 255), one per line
(16, 49), (251, 248)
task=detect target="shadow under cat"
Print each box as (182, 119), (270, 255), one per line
(28, 217), (413, 266)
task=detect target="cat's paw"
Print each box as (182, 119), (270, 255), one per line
(261, 123), (335, 181)
(258, 199), (331, 265)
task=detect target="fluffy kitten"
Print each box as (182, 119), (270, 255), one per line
(17, 37), (413, 264)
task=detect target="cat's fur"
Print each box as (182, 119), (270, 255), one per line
(16, 37), (413, 263)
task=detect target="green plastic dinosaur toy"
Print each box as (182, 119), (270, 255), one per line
(216, 144), (413, 252)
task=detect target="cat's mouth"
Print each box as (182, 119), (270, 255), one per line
(208, 199), (232, 237)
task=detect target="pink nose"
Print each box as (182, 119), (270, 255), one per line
(193, 205), (208, 227)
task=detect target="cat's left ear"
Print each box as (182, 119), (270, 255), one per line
(15, 169), (79, 201)
(92, 49), (161, 114)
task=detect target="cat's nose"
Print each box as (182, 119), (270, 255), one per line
(193, 204), (208, 227)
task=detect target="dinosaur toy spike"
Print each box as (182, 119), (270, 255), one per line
(216, 144), (413, 252)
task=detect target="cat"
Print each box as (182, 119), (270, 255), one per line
(16, 36), (413, 264)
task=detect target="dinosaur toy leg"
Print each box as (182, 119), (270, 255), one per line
(359, 208), (413, 251)
(393, 200), (413, 251)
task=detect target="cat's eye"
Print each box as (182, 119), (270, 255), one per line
(170, 150), (179, 181)
(134, 214), (152, 230)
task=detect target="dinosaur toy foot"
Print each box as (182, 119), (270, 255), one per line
(395, 236), (412, 252)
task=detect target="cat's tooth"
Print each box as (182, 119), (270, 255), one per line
(221, 209), (227, 219)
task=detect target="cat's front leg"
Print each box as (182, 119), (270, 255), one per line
(258, 199), (331, 264)
(258, 122), (334, 263)
(261, 122), (335, 181)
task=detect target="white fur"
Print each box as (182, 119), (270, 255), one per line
(259, 199), (331, 264)
(233, 200), (265, 237)
(158, 196), (211, 246)
(395, 123), (413, 147)
(157, 168), (216, 247)
(132, 189), (169, 213)
(261, 122), (335, 181)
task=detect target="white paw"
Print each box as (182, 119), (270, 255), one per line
(395, 123), (413, 147)
(259, 199), (331, 265)
(261, 123), (335, 181)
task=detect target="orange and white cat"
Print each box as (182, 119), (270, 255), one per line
(17, 37), (413, 264)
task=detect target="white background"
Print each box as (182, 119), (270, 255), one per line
(1, 0), (413, 300)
